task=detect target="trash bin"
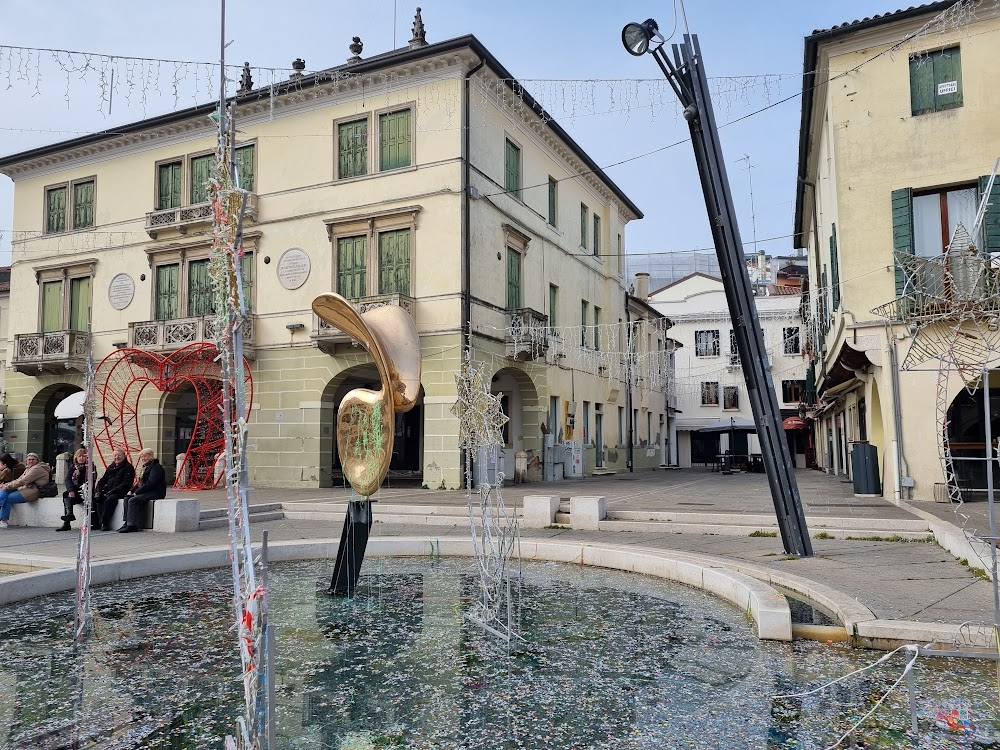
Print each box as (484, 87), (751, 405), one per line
(850, 442), (881, 495)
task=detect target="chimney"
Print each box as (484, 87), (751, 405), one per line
(635, 272), (649, 302)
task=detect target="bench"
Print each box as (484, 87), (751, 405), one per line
(8, 496), (200, 533)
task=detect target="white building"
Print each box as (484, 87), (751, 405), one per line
(649, 273), (811, 469)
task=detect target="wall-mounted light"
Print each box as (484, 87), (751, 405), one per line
(286, 323), (305, 331)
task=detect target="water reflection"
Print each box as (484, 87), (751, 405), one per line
(0, 559), (996, 749)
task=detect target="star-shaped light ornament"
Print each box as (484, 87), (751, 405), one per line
(871, 224), (1000, 386)
(450, 363), (509, 454)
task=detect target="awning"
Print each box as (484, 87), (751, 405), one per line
(53, 391), (86, 420)
(782, 416), (808, 430)
(824, 377), (863, 398)
(698, 417), (757, 433)
(820, 340), (877, 395)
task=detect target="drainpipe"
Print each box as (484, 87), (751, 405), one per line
(889, 331), (909, 502)
(625, 291), (634, 473)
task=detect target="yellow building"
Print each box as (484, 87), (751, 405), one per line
(794, 1), (1000, 500)
(0, 23), (674, 489)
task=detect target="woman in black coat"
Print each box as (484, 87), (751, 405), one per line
(120, 448), (167, 533)
(57, 448), (95, 532)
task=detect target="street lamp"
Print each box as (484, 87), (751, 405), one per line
(621, 19), (661, 56)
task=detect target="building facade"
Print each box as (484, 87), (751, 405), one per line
(0, 24), (675, 488)
(794, 1), (1000, 500)
(650, 272), (810, 469)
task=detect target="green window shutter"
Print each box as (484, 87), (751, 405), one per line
(979, 175), (1000, 254)
(158, 162), (181, 210)
(240, 252), (254, 312)
(908, 56), (935, 115)
(69, 277), (91, 331)
(548, 178), (557, 226)
(379, 110), (411, 171)
(41, 281), (63, 332)
(580, 204), (588, 249)
(581, 300), (588, 347)
(593, 307), (601, 351)
(188, 259), (214, 317)
(593, 215), (600, 256)
(548, 284), (557, 330)
(337, 236), (367, 299)
(46, 187), (66, 233)
(190, 154), (214, 204)
(506, 248), (521, 310)
(820, 268), (829, 335)
(891, 188), (914, 299)
(72, 181), (94, 229)
(155, 264), (180, 321)
(932, 47), (962, 111)
(235, 145), (255, 192)
(338, 119), (368, 178)
(378, 229), (411, 295)
(830, 224), (840, 311)
(505, 140), (520, 196)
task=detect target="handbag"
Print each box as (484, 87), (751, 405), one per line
(37, 480), (59, 499)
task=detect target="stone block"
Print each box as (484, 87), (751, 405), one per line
(522, 495), (559, 528)
(570, 495), (607, 530)
(153, 497), (201, 533)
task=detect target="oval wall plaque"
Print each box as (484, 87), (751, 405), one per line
(108, 273), (135, 311)
(277, 247), (311, 290)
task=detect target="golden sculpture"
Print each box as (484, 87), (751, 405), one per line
(312, 293), (421, 497)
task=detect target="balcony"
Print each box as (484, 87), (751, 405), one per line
(12, 331), (89, 374)
(129, 315), (256, 359)
(506, 308), (548, 361)
(311, 293), (416, 355)
(144, 194), (258, 239)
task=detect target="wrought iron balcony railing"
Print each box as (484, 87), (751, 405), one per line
(506, 308), (548, 361)
(129, 315), (256, 358)
(311, 293), (416, 354)
(145, 194), (258, 239)
(12, 330), (90, 374)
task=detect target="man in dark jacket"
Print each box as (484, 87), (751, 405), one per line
(120, 448), (167, 533)
(95, 448), (136, 531)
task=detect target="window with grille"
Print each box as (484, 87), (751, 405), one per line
(701, 382), (720, 406)
(695, 330), (720, 357)
(783, 327), (801, 355)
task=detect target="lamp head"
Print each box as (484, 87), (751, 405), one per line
(621, 19), (659, 56)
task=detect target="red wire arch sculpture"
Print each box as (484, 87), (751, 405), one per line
(93, 342), (253, 490)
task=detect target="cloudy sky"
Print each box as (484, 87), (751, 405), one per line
(0, 0), (916, 269)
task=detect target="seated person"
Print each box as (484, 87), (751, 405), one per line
(57, 448), (95, 532)
(94, 448), (136, 532)
(0, 453), (52, 529)
(120, 448), (167, 533)
(0, 453), (26, 484)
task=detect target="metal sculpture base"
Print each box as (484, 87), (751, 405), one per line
(328, 499), (373, 597)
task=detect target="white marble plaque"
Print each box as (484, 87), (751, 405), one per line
(108, 273), (135, 310)
(277, 247), (311, 290)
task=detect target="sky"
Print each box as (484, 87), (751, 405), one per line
(0, 0), (911, 270)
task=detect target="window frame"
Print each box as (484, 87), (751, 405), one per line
(694, 329), (721, 358)
(506, 246), (522, 310)
(326, 207), (420, 299)
(701, 381), (720, 407)
(783, 327), (801, 356)
(43, 176), (97, 235)
(909, 45), (962, 116)
(504, 136), (522, 199)
(781, 380), (806, 404)
(547, 177), (558, 227)
(593, 214), (601, 258)
(376, 104), (416, 173)
(334, 113), (372, 181)
(33, 260), (96, 332)
(147, 238), (258, 321)
(593, 306), (601, 351)
(548, 283), (558, 333)
(155, 158), (184, 211)
(580, 203), (589, 250)
(581, 299), (589, 347)
(723, 385), (739, 410)
(152, 141), (256, 212)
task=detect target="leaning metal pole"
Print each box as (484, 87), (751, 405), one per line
(650, 35), (812, 555)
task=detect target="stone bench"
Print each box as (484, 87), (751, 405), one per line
(8, 496), (200, 533)
(520, 495), (607, 530)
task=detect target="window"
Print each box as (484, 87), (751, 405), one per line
(338, 118), (369, 179)
(187, 259), (214, 317)
(41, 281), (63, 332)
(581, 300), (588, 347)
(830, 224), (840, 310)
(782, 380), (806, 403)
(155, 264), (180, 320)
(618, 406), (626, 446)
(379, 108), (412, 171)
(190, 154), (213, 204)
(549, 284), (558, 333)
(909, 46), (962, 116)
(617, 234), (623, 275)
(548, 177), (558, 226)
(723, 385), (739, 410)
(378, 229), (411, 295)
(505, 139), (521, 197)
(506, 247), (522, 309)
(580, 204), (588, 249)
(593, 306), (601, 351)
(729, 330), (738, 355)
(593, 215), (601, 257)
(582, 401), (590, 443)
(45, 179), (94, 233)
(695, 330), (720, 357)
(153, 252), (254, 320)
(784, 327), (801, 355)
(157, 161), (182, 210)
(701, 382), (720, 406)
(337, 236), (367, 299)
(234, 144), (255, 192)
(69, 277), (91, 331)
(550, 396), (560, 436)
